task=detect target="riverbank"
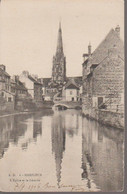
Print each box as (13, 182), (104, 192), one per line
(0, 102), (54, 118)
(0, 110), (34, 118)
(82, 107), (124, 130)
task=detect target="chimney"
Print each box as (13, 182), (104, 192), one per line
(38, 78), (43, 84)
(0, 65), (6, 71)
(83, 53), (88, 62)
(115, 25), (120, 37)
(108, 45), (118, 59)
(13, 75), (19, 82)
(88, 42), (92, 55)
(22, 71), (29, 77)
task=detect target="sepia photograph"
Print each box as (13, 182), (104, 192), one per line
(0, 0), (124, 192)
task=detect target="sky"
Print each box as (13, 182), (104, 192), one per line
(0, 0), (124, 78)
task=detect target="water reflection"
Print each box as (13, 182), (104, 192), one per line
(64, 111), (80, 137)
(0, 114), (31, 158)
(51, 111), (66, 187)
(0, 110), (124, 192)
(82, 118), (124, 192)
(33, 115), (42, 139)
(51, 110), (82, 187)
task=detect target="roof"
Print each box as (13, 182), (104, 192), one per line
(42, 78), (51, 87)
(83, 28), (124, 66)
(11, 79), (27, 91)
(28, 75), (42, 85)
(95, 54), (124, 73)
(16, 81), (27, 91)
(65, 79), (80, 90)
(67, 76), (82, 85)
(0, 68), (10, 77)
(0, 89), (15, 96)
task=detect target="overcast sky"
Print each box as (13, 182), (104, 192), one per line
(0, 0), (124, 78)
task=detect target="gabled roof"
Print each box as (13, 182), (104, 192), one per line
(65, 79), (79, 90)
(28, 75), (42, 85)
(92, 29), (124, 63)
(67, 76), (82, 85)
(11, 79), (27, 91)
(83, 28), (124, 66)
(16, 81), (27, 91)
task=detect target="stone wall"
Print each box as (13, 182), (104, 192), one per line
(92, 56), (124, 98)
(0, 101), (14, 111)
(82, 107), (124, 129)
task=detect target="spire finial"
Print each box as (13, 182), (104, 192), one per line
(56, 20), (63, 54)
(59, 18), (61, 31)
(88, 41), (92, 55)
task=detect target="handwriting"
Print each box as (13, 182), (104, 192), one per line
(14, 182), (87, 192)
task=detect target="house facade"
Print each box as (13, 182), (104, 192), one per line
(62, 79), (80, 101)
(82, 25), (124, 128)
(11, 76), (28, 98)
(0, 65), (15, 111)
(19, 71), (42, 103)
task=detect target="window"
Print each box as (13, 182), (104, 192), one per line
(98, 97), (103, 108)
(72, 97), (74, 101)
(8, 97), (12, 102)
(70, 91), (72, 95)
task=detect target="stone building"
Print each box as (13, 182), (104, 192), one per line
(11, 76), (31, 110)
(0, 65), (15, 111)
(62, 79), (80, 102)
(19, 71), (42, 103)
(11, 76), (28, 98)
(82, 25), (124, 128)
(0, 65), (10, 92)
(52, 23), (66, 85)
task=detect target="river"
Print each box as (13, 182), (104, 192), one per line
(0, 109), (124, 192)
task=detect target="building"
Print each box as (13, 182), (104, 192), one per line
(52, 23), (66, 85)
(11, 76), (28, 98)
(19, 71), (42, 103)
(91, 46), (124, 111)
(62, 79), (80, 101)
(0, 65), (15, 111)
(82, 25), (124, 128)
(40, 24), (82, 102)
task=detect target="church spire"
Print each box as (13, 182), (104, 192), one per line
(52, 22), (66, 84)
(56, 22), (63, 55)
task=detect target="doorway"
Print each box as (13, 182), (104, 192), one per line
(72, 97), (74, 101)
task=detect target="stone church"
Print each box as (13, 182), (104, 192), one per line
(41, 23), (82, 101)
(52, 23), (66, 85)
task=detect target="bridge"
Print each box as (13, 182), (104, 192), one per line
(53, 101), (82, 110)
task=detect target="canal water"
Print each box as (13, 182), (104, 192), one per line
(0, 110), (124, 192)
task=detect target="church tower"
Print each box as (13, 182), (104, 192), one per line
(52, 23), (66, 84)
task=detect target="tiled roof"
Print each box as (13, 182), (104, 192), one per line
(28, 75), (42, 85)
(11, 79), (27, 91)
(67, 76), (82, 85)
(16, 81), (27, 91)
(83, 28), (124, 66)
(92, 29), (124, 63)
(65, 79), (79, 90)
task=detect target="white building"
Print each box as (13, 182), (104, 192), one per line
(62, 79), (80, 101)
(19, 71), (42, 102)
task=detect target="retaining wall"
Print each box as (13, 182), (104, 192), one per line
(82, 106), (124, 129)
